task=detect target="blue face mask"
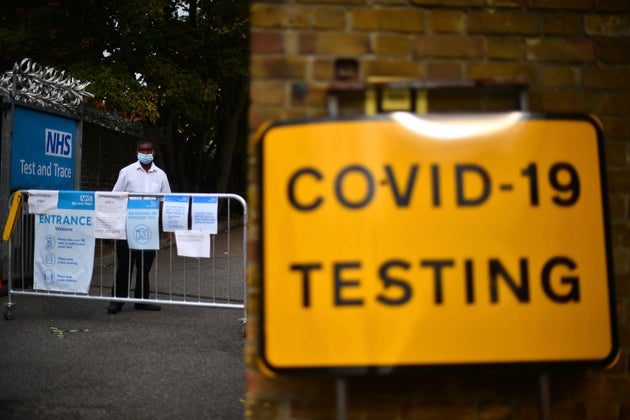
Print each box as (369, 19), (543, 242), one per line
(137, 153), (153, 165)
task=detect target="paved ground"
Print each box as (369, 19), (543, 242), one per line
(0, 295), (245, 419)
(0, 224), (246, 419)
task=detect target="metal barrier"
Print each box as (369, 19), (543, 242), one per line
(3, 191), (247, 322)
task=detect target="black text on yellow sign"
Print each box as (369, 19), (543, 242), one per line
(258, 112), (617, 373)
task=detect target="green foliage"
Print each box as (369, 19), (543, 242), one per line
(0, 0), (249, 193)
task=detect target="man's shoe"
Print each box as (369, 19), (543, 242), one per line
(107, 302), (123, 314)
(134, 303), (161, 311)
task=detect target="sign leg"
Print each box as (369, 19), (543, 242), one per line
(336, 377), (347, 420)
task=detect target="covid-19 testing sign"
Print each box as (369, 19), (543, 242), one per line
(258, 112), (618, 373)
(10, 106), (76, 190)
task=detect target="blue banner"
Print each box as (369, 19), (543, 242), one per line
(58, 191), (95, 210)
(10, 106), (76, 190)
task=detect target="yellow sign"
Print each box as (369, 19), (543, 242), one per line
(2, 191), (22, 241)
(259, 112), (617, 373)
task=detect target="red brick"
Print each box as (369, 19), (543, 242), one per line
(312, 58), (335, 81)
(363, 59), (424, 78)
(374, 34), (411, 58)
(608, 193), (627, 222)
(468, 11), (539, 34)
(607, 169), (630, 194)
(486, 36), (523, 60)
(584, 14), (630, 36)
(350, 8), (424, 32)
(527, 0), (592, 10)
(595, 0), (630, 12)
(584, 67), (630, 89)
(250, 31), (285, 54)
(543, 13), (582, 35)
(613, 246), (630, 275)
(290, 84), (327, 107)
(467, 62), (537, 84)
(572, 376), (630, 400)
(299, 32), (371, 55)
(410, 0), (483, 5)
(542, 65), (579, 88)
(413, 35), (484, 58)
(245, 397), (283, 420)
(428, 10), (465, 33)
(250, 81), (287, 106)
(248, 106), (282, 133)
(600, 40), (630, 64)
(427, 61), (463, 79)
(478, 402), (512, 420)
(300, 0), (364, 4)
(601, 93), (630, 116)
(549, 401), (587, 419)
(312, 7), (346, 29)
(488, 0), (525, 6)
(526, 38), (596, 62)
(605, 141), (629, 167)
(407, 402), (477, 420)
(618, 274), (630, 298)
(250, 56), (308, 79)
(612, 223), (630, 247)
(528, 90), (597, 113)
(251, 5), (308, 28)
(600, 117), (630, 141)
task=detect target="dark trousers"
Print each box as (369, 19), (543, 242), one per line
(113, 240), (157, 299)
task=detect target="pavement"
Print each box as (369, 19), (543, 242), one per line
(0, 224), (246, 419)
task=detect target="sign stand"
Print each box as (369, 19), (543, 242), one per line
(539, 373), (550, 420)
(336, 377), (347, 420)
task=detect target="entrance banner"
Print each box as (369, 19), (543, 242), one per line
(33, 191), (95, 293)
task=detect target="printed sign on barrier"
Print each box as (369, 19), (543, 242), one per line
(126, 198), (160, 250)
(33, 191), (95, 294)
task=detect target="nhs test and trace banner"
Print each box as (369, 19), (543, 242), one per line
(10, 106), (76, 190)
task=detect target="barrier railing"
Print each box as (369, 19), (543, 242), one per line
(2, 191), (247, 323)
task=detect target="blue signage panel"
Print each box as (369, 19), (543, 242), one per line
(10, 106), (76, 190)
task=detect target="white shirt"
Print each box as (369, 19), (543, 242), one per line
(112, 161), (171, 194)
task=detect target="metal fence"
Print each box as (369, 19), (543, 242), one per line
(3, 191), (247, 322)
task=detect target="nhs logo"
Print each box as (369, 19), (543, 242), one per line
(45, 129), (73, 158)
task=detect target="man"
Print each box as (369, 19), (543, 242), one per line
(107, 138), (171, 314)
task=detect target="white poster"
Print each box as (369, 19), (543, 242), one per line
(162, 195), (190, 232)
(191, 195), (218, 234)
(27, 189), (59, 214)
(94, 192), (128, 239)
(126, 197), (160, 250)
(175, 230), (211, 258)
(33, 191), (95, 293)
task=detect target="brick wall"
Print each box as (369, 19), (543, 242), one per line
(247, 1), (630, 418)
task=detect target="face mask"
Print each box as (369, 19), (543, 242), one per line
(137, 153), (153, 165)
